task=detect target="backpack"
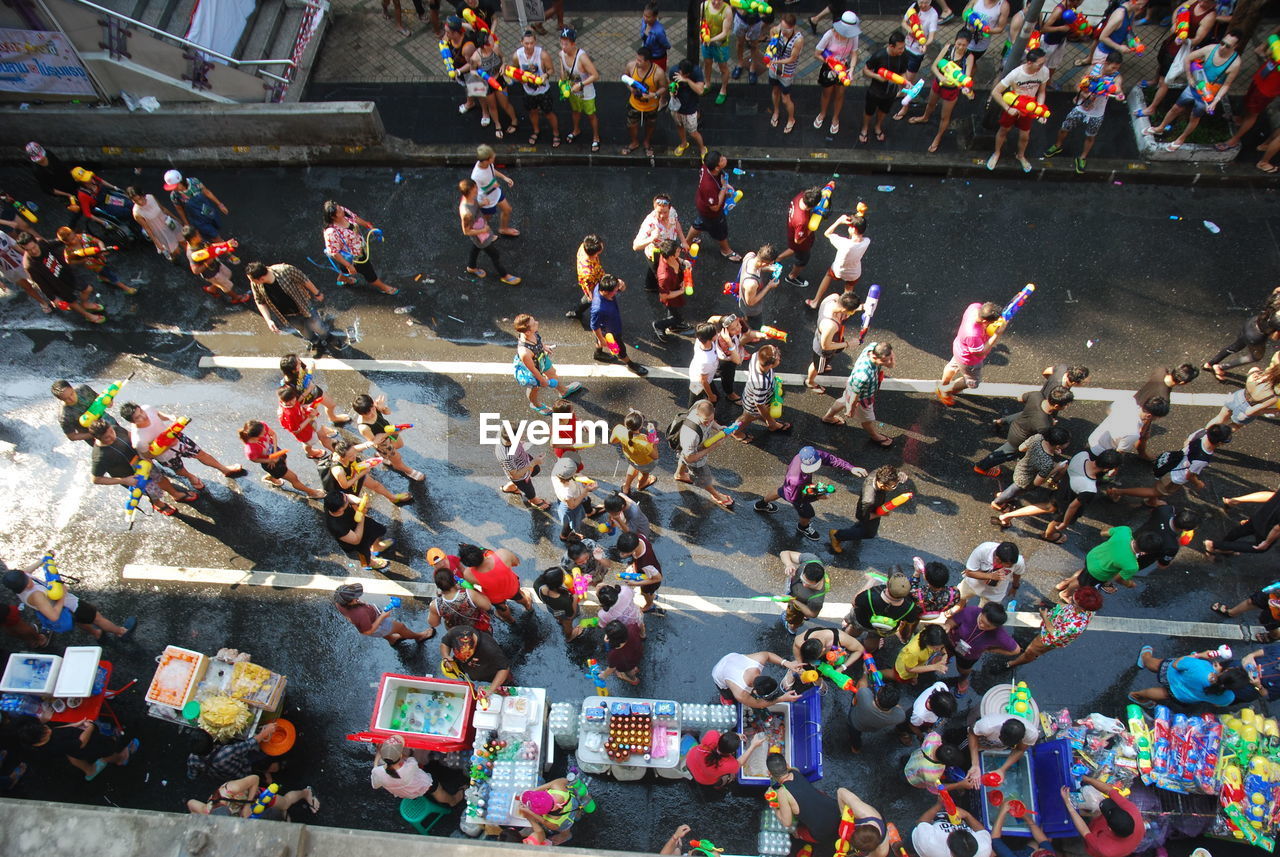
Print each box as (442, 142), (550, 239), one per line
(666, 412), (697, 451)
(316, 451), (339, 494)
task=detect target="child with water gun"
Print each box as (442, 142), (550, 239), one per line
(535, 567), (586, 641)
(610, 411), (661, 495)
(277, 385), (336, 460)
(55, 226), (135, 295)
(352, 392), (425, 484)
(238, 420), (325, 499)
(182, 227), (251, 304)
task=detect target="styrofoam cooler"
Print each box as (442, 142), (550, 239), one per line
(0, 653), (62, 695)
(53, 646), (102, 698)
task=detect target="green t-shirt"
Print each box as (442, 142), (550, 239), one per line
(1085, 526), (1138, 582)
(702, 0), (729, 38)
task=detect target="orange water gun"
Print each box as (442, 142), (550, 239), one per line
(1026, 29), (1042, 51)
(68, 242), (119, 258)
(873, 492), (914, 517)
(876, 67), (908, 86)
(681, 243), (698, 296)
(190, 239), (238, 263)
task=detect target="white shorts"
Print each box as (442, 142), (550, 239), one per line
(1225, 388), (1258, 424)
(0, 264), (26, 285)
(945, 358), (984, 388)
(733, 17), (765, 40)
(838, 392), (875, 424)
(1043, 40), (1067, 69)
(670, 109), (699, 132)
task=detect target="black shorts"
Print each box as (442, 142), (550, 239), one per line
(817, 65), (847, 88)
(692, 214), (729, 242)
(1251, 591), (1280, 630)
(1157, 42), (1176, 77)
(865, 92), (896, 115)
(355, 259), (379, 283)
(260, 456), (289, 479)
(72, 600), (99, 625)
(640, 581), (662, 596)
(525, 90), (555, 114)
(812, 346), (840, 372)
(905, 51), (924, 74)
(790, 497), (816, 519)
(787, 244), (812, 266)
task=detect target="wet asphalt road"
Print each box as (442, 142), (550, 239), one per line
(0, 163), (1278, 854)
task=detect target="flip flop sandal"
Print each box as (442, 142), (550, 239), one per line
(177, 492), (199, 503)
(226, 466), (247, 477)
(565, 132), (576, 144)
(1210, 602), (1232, 617)
(770, 113), (780, 127)
(1042, 531), (1067, 544)
(528, 132), (540, 145)
(770, 422), (793, 432)
(552, 135), (561, 148)
(871, 436), (893, 448)
(990, 515), (1011, 530)
(858, 132), (869, 143)
(784, 119), (796, 133)
(591, 140), (600, 152)
(875, 131), (886, 142)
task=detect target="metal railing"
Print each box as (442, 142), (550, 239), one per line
(66, 0), (297, 84)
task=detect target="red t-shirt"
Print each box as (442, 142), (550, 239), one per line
(470, 550), (521, 603)
(695, 167), (723, 219)
(788, 192), (816, 252)
(606, 621), (644, 673)
(278, 401), (315, 439)
(685, 729), (740, 785)
(243, 434), (277, 462)
(1083, 785), (1144, 857)
(656, 255), (685, 306)
(1254, 64), (1280, 99)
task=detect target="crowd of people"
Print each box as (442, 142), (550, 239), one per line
(2, 120), (1279, 857)
(418, 0), (1280, 172)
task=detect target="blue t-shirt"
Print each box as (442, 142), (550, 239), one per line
(640, 20), (670, 59)
(1167, 656), (1232, 705)
(589, 287), (623, 336)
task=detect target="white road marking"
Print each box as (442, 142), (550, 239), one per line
(122, 564), (1256, 640)
(197, 356), (1230, 407)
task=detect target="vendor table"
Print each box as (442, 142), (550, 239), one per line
(49, 661), (112, 724)
(145, 650), (285, 741)
(576, 696), (681, 770)
(464, 686), (549, 829)
(347, 673), (477, 752)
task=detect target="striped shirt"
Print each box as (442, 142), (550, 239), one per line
(495, 440), (534, 478)
(742, 352), (774, 413)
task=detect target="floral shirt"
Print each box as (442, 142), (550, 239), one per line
(632, 207), (683, 254)
(912, 583), (959, 619)
(1041, 602), (1091, 649)
(169, 176), (207, 209)
(577, 244), (604, 297)
(323, 206), (364, 260)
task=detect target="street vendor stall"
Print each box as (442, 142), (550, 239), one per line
(145, 646), (287, 743)
(0, 646), (112, 721)
(577, 696), (682, 772)
(461, 686), (548, 830)
(346, 673), (478, 752)
(738, 687), (824, 786)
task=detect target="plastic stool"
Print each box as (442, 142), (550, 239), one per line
(399, 796), (450, 834)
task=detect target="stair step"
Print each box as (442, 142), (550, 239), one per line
(266, 6), (306, 64)
(238, 0), (284, 60)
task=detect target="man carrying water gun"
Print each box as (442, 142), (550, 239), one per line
(2, 554), (136, 640)
(755, 444), (867, 542)
(88, 418), (194, 517)
(184, 227), (251, 304)
(1043, 52), (1123, 174)
(120, 402), (247, 492)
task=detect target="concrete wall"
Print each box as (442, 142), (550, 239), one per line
(0, 797), (599, 857)
(0, 101), (384, 149)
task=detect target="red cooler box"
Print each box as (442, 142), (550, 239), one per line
(346, 674), (475, 752)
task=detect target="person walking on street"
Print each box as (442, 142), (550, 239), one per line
(805, 292), (861, 392)
(165, 170), (230, 241)
(238, 420), (325, 499)
(936, 300), (1002, 405)
(246, 261), (342, 355)
(128, 186), (184, 263)
(458, 179), (521, 285)
(3, 555), (136, 640)
(735, 244), (781, 329)
(973, 385), (1073, 477)
(325, 491), (397, 570)
(184, 228), (251, 304)
(590, 274), (648, 375)
(1005, 586), (1102, 667)
(943, 602), (1021, 694)
(732, 344), (790, 439)
(829, 465), (910, 552)
(89, 418), (195, 514)
(674, 399), (735, 508)
(570, 234), (606, 327)
(652, 239), (692, 340)
(686, 151), (740, 260)
(778, 186), (820, 287)
(17, 232), (104, 323)
(1205, 486), (1280, 557)
(806, 214), (868, 310)
(322, 201), (398, 295)
(958, 540), (1024, 607)
(823, 341), (896, 448)
(120, 402), (247, 490)
(756, 444), (867, 541)
(471, 144), (520, 238)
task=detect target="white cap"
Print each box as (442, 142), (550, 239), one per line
(834, 10), (861, 38)
(163, 169), (183, 190)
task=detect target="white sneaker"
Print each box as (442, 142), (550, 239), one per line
(1017, 156), (1032, 173)
(986, 153), (999, 171)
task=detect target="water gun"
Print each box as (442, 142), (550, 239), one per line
(1197, 715), (1221, 792)
(802, 481), (837, 497)
(619, 570), (646, 582)
(862, 652), (884, 689)
(700, 19), (712, 45)
(578, 617), (599, 628)
(762, 36), (783, 66)
(558, 77), (572, 99)
(505, 65), (544, 86)
(859, 283), (881, 343)
(826, 646), (850, 667)
(1080, 71), (1121, 97)
(724, 189), (744, 214)
(769, 376), (784, 419)
(1126, 704), (1154, 782)
(723, 280), (740, 297)
(78, 375), (131, 428)
(1127, 35), (1145, 54)
(350, 456), (385, 474)
(462, 8), (496, 44)
(873, 492), (913, 517)
(1178, 527), (1195, 546)
(760, 325), (788, 342)
(937, 58), (973, 89)
(886, 824), (910, 857)
(352, 491), (370, 523)
(1189, 60), (1222, 109)
(595, 519), (616, 536)
(1173, 7), (1190, 43)
(439, 40), (457, 77)
(702, 421), (740, 447)
(586, 658), (609, 696)
(965, 10), (992, 36)
(906, 7), (926, 44)
(386, 422), (413, 438)
(148, 417), (191, 456)
(1243, 756), (1280, 840)
(682, 244), (698, 296)
(475, 67), (503, 91)
(570, 565), (591, 599)
(986, 283), (1036, 336)
(189, 239), (238, 263)
(729, 0), (772, 13)
(900, 77), (925, 106)
(689, 840), (724, 857)
(5, 196), (38, 223)
(621, 74), (650, 95)
(821, 50), (853, 86)
(68, 242), (119, 258)
(252, 783), (279, 815)
(835, 806), (857, 857)
(604, 332), (621, 356)
(1001, 91), (1051, 119)
(808, 177), (837, 232)
(1026, 29), (1042, 51)
(1268, 34), (1280, 64)
(1005, 680), (1032, 716)
(40, 553), (65, 601)
(124, 459), (153, 526)
(876, 67), (909, 86)
(936, 787), (961, 823)
(764, 787), (780, 807)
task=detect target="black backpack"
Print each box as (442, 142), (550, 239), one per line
(666, 412), (697, 451)
(316, 452), (339, 494)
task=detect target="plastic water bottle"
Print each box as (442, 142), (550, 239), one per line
(876, 185), (895, 192)
(1203, 221), (1221, 234)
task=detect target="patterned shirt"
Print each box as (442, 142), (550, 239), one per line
(169, 176), (207, 209)
(912, 583), (959, 619)
(577, 244), (604, 297)
(1012, 433), (1059, 489)
(632, 208), (683, 253)
(186, 736), (263, 781)
(0, 231), (25, 270)
(1041, 602), (1091, 649)
(323, 207), (364, 260)
(844, 343), (883, 405)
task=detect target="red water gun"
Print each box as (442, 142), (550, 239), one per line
(723, 281), (740, 297)
(1002, 91), (1051, 118)
(876, 67), (908, 86)
(760, 325), (788, 342)
(1127, 35), (1145, 54)
(821, 50), (853, 86)
(190, 239), (238, 263)
(1026, 29), (1042, 51)
(700, 19), (712, 44)
(873, 492), (914, 517)
(1173, 7), (1190, 43)
(462, 8), (497, 45)
(504, 65), (544, 86)
(148, 417), (191, 457)
(475, 67), (504, 91)
(834, 807), (857, 857)
(906, 8), (926, 44)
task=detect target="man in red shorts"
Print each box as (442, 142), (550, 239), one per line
(777, 186), (821, 288)
(987, 48), (1049, 173)
(1216, 28), (1280, 156)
